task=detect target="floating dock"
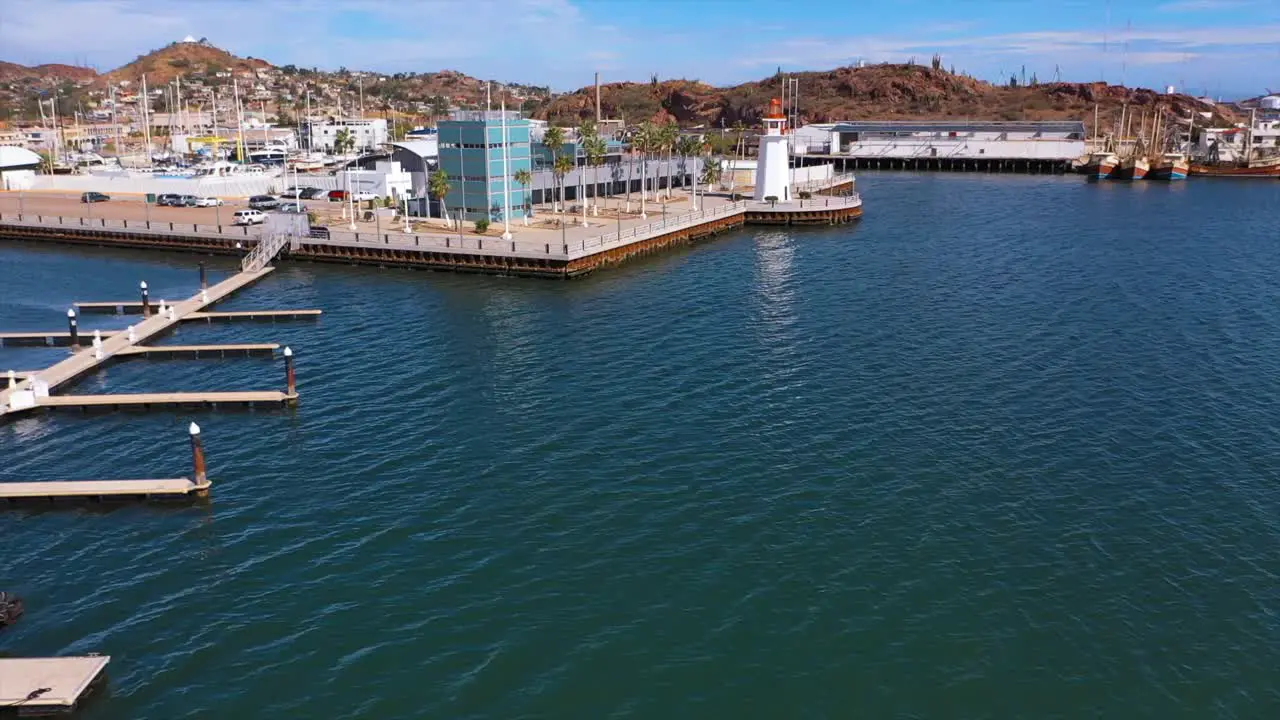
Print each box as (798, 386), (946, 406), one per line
(36, 391), (296, 411)
(0, 478), (207, 504)
(0, 656), (110, 715)
(115, 343), (279, 358)
(0, 330), (121, 348)
(182, 309), (322, 321)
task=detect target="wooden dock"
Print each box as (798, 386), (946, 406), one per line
(0, 478), (207, 503)
(36, 391), (296, 411)
(115, 343), (279, 358)
(73, 300), (147, 314)
(0, 330), (121, 347)
(182, 309), (322, 321)
(0, 656), (110, 714)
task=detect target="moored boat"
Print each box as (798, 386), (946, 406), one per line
(1188, 157), (1280, 178)
(1085, 152), (1119, 180)
(1113, 156), (1149, 180)
(1148, 154), (1189, 181)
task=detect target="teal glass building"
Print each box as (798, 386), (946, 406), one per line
(437, 111), (532, 223)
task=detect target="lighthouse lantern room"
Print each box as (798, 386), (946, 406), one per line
(753, 98), (792, 202)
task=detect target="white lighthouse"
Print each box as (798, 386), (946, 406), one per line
(753, 98), (791, 202)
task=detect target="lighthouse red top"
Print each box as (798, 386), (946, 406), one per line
(765, 98), (784, 119)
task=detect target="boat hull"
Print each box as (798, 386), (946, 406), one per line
(1188, 163), (1280, 178)
(1148, 163), (1189, 181)
(1113, 159), (1149, 181)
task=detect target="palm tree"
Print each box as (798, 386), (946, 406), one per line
(660, 121), (678, 200)
(701, 154), (723, 188)
(677, 135), (702, 208)
(584, 133), (607, 216)
(333, 127), (354, 155)
(552, 154), (573, 226)
(513, 168), (532, 225)
(635, 121), (656, 217)
(542, 125), (566, 212)
(429, 168), (452, 228)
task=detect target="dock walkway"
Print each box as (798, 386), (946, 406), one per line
(0, 266), (277, 417)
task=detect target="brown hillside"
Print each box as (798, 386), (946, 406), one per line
(0, 60), (96, 85)
(532, 64), (1239, 133)
(102, 41), (270, 86)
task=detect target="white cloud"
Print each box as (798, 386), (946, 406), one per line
(0, 0), (621, 87)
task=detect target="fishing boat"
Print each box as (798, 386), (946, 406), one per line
(1148, 153), (1189, 181)
(1084, 152), (1119, 180)
(1114, 156), (1149, 180)
(1188, 111), (1280, 177)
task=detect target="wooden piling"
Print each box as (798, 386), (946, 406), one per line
(284, 346), (296, 396)
(140, 280), (151, 318)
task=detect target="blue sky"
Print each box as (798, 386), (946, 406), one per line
(3, 0), (1278, 97)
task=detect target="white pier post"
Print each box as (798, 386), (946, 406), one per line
(7, 370), (14, 388)
(127, 325), (136, 343)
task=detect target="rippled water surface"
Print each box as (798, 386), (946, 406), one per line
(4, 174), (1280, 718)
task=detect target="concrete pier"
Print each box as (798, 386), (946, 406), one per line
(182, 310), (322, 322)
(115, 343), (280, 358)
(0, 330), (122, 347)
(0, 176), (861, 279)
(36, 390), (296, 411)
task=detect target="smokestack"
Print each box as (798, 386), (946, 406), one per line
(595, 72), (602, 123)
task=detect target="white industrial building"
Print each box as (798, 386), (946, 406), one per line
(791, 120), (1087, 172)
(0, 146), (41, 190)
(307, 118), (388, 153)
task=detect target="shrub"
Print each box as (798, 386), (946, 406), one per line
(798, 190), (812, 199)
(474, 218), (490, 234)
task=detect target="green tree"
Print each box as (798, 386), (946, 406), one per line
(584, 132), (608, 214)
(553, 154), (574, 225)
(333, 127), (354, 155)
(513, 168), (532, 224)
(543, 125), (566, 212)
(677, 135), (703, 206)
(429, 168), (452, 227)
(659, 121), (678, 200)
(633, 121), (657, 217)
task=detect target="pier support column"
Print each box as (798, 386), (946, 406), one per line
(199, 262), (207, 290)
(189, 422), (208, 489)
(140, 281), (151, 318)
(67, 308), (79, 351)
(284, 346), (296, 396)
(7, 370), (15, 388)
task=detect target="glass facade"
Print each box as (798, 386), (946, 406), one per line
(437, 114), (532, 223)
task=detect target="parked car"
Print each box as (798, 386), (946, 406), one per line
(327, 189), (347, 202)
(278, 202), (308, 214)
(156, 193), (182, 206)
(248, 195), (280, 210)
(232, 209), (267, 226)
(300, 187), (329, 199)
(178, 194), (199, 207)
(280, 187), (304, 199)
(351, 191), (378, 202)
(80, 191), (110, 203)
(192, 196), (224, 207)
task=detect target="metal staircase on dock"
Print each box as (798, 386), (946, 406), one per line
(241, 232), (290, 272)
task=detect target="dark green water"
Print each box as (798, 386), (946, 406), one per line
(3, 174), (1280, 718)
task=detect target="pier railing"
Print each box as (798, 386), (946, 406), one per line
(575, 200), (750, 255)
(242, 232), (291, 271)
(0, 213), (265, 240)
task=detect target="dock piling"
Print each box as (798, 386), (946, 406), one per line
(199, 262), (207, 289)
(67, 308), (79, 351)
(6, 370), (14, 388)
(127, 325), (136, 343)
(158, 299), (167, 316)
(189, 422), (208, 489)
(92, 330), (103, 360)
(140, 281), (150, 318)
(284, 346), (296, 396)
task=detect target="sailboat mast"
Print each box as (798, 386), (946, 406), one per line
(141, 74), (153, 167)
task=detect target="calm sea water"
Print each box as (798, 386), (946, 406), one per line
(3, 174), (1280, 719)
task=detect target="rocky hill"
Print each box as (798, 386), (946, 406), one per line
(530, 64), (1240, 133)
(0, 61), (97, 85)
(101, 40), (270, 87)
